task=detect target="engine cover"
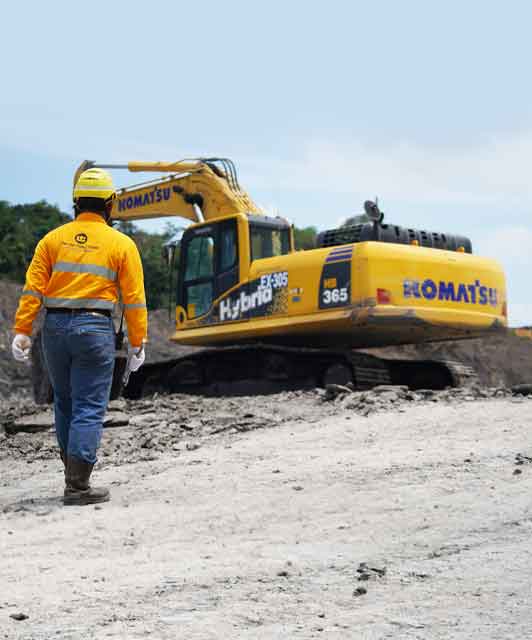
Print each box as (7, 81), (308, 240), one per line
(316, 222), (472, 254)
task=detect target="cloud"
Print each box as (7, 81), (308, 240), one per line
(4, 120), (532, 214)
(243, 133), (532, 207)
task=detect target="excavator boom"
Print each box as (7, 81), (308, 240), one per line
(113, 174), (201, 223)
(73, 158), (263, 224)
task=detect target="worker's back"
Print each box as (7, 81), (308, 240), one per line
(15, 210), (147, 348)
(39, 212), (138, 307)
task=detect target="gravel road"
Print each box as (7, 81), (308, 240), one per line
(2, 394), (532, 639)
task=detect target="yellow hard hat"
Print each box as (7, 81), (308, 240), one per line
(73, 168), (115, 201)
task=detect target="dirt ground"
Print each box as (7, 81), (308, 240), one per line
(2, 395), (532, 639)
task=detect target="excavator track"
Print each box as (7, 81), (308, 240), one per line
(349, 353), (392, 389)
(31, 331), (480, 403)
(120, 345), (479, 399)
(434, 359), (480, 387)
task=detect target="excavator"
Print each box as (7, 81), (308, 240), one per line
(32, 157), (508, 401)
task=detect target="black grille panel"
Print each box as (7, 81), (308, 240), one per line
(316, 222), (472, 254)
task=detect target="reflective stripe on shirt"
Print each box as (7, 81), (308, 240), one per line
(21, 290), (43, 300)
(52, 261), (117, 281)
(124, 302), (147, 309)
(44, 297), (115, 310)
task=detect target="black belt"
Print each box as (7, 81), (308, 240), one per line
(46, 308), (112, 318)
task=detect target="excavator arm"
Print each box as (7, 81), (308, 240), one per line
(74, 158), (263, 224)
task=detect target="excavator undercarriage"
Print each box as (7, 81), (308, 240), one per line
(118, 345), (478, 399)
(32, 335), (478, 404)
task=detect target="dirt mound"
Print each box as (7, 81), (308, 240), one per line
(366, 332), (532, 387)
(139, 308), (199, 362)
(0, 280), (32, 397)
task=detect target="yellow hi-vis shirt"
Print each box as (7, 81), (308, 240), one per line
(14, 212), (148, 347)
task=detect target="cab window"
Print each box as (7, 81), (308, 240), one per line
(220, 225), (237, 272)
(250, 226), (290, 261)
(184, 236), (214, 281)
(183, 235), (214, 318)
(186, 282), (213, 318)
(178, 219), (239, 320)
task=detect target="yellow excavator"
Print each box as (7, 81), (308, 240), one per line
(33, 157), (507, 401)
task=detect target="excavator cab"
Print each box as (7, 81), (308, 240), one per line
(176, 214), (293, 326)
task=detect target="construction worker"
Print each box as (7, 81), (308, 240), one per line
(11, 168), (148, 506)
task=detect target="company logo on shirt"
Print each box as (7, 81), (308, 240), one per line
(75, 233), (88, 245)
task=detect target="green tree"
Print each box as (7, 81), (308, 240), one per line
(0, 200), (71, 282)
(293, 226), (317, 250)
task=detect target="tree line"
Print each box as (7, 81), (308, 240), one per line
(0, 200), (317, 310)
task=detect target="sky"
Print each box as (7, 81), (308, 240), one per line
(1, 0), (531, 325)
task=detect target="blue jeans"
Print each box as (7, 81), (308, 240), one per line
(41, 312), (115, 464)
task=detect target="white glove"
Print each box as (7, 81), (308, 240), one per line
(127, 346), (145, 373)
(123, 346), (145, 386)
(12, 334), (32, 362)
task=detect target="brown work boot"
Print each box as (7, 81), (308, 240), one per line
(64, 455), (110, 506)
